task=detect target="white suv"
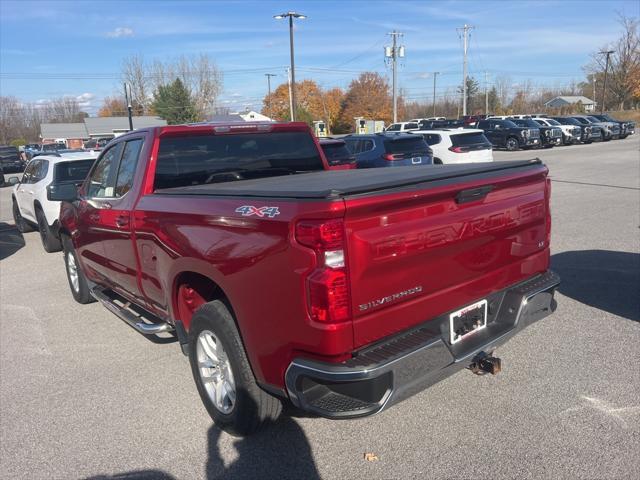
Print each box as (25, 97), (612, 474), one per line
(11, 151), (98, 252)
(410, 129), (494, 164)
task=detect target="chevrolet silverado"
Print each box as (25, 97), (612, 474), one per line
(54, 122), (560, 435)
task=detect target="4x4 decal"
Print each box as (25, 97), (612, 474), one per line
(235, 206), (281, 218)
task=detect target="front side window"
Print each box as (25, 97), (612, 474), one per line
(87, 143), (123, 198)
(115, 139), (143, 197)
(33, 159), (49, 182)
(21, 160), (39, 184)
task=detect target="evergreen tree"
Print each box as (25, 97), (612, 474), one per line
(152, 78), (199, 124)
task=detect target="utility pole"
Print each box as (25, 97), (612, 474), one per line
(124, 83), (133, 131)
(264, 73), (276, 119)
(457, 24), (474, 117)
(385, 31), (404, 123)
(432, 72), (439, 117)
(484, 71), (489, 115)
(599, 50), (614, 113)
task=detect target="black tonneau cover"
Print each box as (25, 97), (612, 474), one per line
(156, 159), (542, 199)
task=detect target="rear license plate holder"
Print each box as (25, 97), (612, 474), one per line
(411, 157), (421, 164)
(449, 300), (487, 344)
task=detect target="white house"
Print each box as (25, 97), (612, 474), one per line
(544, 96), (597, 112)
(238, 111), (273, 121)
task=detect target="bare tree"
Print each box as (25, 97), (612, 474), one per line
(121, 54), (150, 115)
(41, 97), (86, 123)
(123, 53), (222, 119)
(585, 14), (639, 110)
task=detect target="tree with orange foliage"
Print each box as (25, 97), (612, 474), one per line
(262, 79), (325, 122)
(339, 72), (392, 130)
(97, 96), (128, 117)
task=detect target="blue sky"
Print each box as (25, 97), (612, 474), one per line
(1, 0), (637, 114)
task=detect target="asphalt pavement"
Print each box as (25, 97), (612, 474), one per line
(1, 136), (639, 480)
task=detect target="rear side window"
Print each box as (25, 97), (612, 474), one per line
(404, 123), (419, 130)
(451, 132), (491, 147)
(383, 137), (429, 154)
(155, 131), (324, 189)
(115, 139), (143, 197)
(386, 124), (401, 131)
(422, 134), (442, 146)
(54, 159), (96, 182)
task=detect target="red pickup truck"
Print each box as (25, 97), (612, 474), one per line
(55, 122), (559, 435)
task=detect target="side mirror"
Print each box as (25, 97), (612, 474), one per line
(8, 176), (20, 185)
(47, 183), (78, 202)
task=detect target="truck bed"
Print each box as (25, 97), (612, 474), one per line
(156, 159), (541, 199)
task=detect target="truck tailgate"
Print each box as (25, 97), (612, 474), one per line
(344, 162), (550, 348)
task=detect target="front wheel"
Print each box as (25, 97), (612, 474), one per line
(12, 199), (33, 233)
(505, 137), (519, 151)
(189, 300), (282, 436)
(62, 235), (94, 304)
(36, 208), (62, 253)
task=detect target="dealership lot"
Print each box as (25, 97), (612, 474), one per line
(1, 138), (638, 479)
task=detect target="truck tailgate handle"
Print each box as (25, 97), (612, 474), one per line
(455, 185), (493, 204)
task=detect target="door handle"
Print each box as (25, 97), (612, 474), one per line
(115, 215), (130, 228)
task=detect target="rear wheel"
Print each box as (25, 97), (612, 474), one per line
(189, 300), (282, 436)
(36, 208), (62, 253)
(12, 198), (33, 233)
(62, 235), (94, 304)
(433, 157), (443, 165)
(505, 137), (519, 151)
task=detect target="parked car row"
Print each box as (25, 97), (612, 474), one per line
(384, 112), (634, 152)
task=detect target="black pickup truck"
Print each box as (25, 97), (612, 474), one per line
(0, 145), (24, 173)
(476, 119), (540, 151)
(590, 114), (635, 139)
(511, 118), (562, 148)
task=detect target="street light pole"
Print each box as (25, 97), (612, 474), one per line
(274, 11), (306, 122)
(432, 72), (439, 117)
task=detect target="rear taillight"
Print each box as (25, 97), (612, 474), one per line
(448, 146), (465, 153)
(295, 219), (351, 323)
(383, 153), (402, 161)
(545, 177), (552, 246)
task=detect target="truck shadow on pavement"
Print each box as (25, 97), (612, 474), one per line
(551, 250), (640, 322)
(0, 222), (25, 261)
(84, 403), (320, 480)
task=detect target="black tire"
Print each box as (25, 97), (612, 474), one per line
(12, 198), (33, 233)
(62, 235), (94, 304)
(505, 137), (519, 151)
(433, 157), (443, 165)
(189, 300), (282, 436)
(36, 207), (62, 253)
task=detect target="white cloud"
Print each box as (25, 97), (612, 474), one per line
(106, 27), (134, 38)
(76, 93), (95, 108)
